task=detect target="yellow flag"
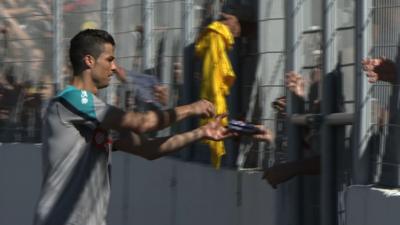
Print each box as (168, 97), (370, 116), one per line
(195, 21), (236, 168)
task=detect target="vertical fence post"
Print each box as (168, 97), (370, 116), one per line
(143, 0), (154, 70)
(284, 0), (302, 224)
(182, 0), (194, 106)
(178, 0), (195, 160)
(321, 0), (338, 224)
(183, 0), (194, 46)
(52, 0), (64, 92)
(102, 0), (114, 32)
(101, 0), (114, 104)
(353, 0), (371, 185)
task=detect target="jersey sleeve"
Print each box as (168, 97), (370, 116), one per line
(92, 94), (112, 123)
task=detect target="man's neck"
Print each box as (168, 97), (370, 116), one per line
(70, 74), (98, 94)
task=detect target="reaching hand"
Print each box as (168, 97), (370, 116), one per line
(114, 65), (127, 82)
(220, 12), (241, 37)
(251, 125), (275, 143)
(153, 85), (168, 106)
(362, 57), (396, 83)
(285, 71), (305, 98)
(262, 164), (294, 189)
(200, 114), (234, 141)
(272, 96), (287, 116)
(190, 99), (216, 118)
(173, 62), (183, 83)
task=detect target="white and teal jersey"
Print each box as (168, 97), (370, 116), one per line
(34, 85), (114, 225)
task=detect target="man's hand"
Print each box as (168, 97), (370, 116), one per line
(251, 125), (275, 143)
(285, 71), (305, 98)
(362, 57), (396, 83)
(189, 99), (215, 118)
(200, 114), (234, 141)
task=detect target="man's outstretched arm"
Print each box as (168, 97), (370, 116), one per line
(113, 115), (233, 160)
(101, 99), (215, 133)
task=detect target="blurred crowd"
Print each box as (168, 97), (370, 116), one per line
(0, 0), (53, 142)
(0, 0), (100, 142)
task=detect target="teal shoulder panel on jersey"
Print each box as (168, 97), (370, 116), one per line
(57, 85), (97, 120)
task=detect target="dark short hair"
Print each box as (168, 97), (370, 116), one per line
(69, 29), (115, 74)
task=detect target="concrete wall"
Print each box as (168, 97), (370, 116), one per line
(0, 143), (277, 225)
(346, 185), (400, 225)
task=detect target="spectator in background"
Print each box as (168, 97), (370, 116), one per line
(0, 66), (23, 142)
(20, 80), (42, 142)
(0, 2), (52, 82)
(0, 71), (6, 135)
(362, 57), (400, 187)
(0, 5), (35, 52)
(362, 57), (395, 127)
(362, 58), (396, 84)
(114, 65), (169, 111)
(262, 70), (322, 188)
(0, 1), (53, 143)
(37, 75), (54, 116)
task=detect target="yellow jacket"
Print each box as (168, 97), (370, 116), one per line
(195, 21), (236, 168)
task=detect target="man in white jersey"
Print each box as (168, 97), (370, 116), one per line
(33, 29), (248, 225)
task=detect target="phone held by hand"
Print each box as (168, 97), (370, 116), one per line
(228, 120), (262, 135)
